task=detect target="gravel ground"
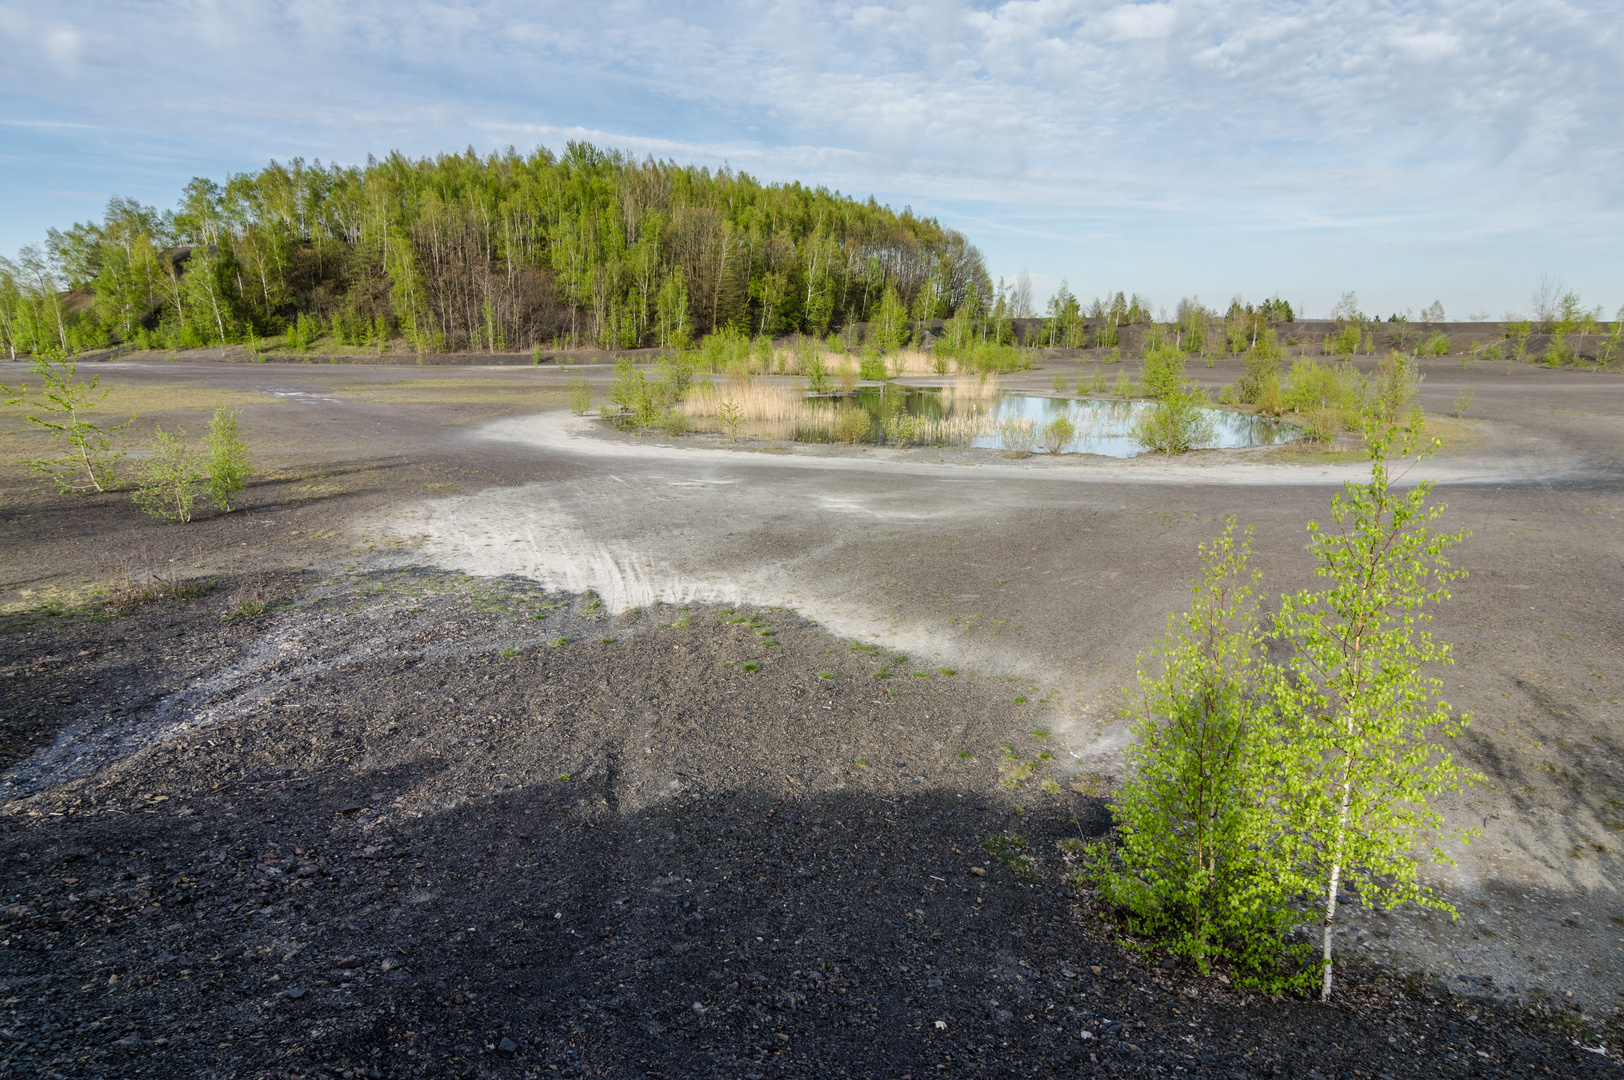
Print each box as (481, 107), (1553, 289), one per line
(1, 572), (1617, 1079)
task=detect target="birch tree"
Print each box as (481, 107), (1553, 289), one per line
(1271, 404), (1476, 1001)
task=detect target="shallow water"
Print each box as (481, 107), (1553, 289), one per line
(827, 387), (1299, 457)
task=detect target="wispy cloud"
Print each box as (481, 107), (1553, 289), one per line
(1, 0), (1620, 314)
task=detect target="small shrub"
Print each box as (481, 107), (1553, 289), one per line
(1422, 332), (1450, 357)
(1041, 415), (1075, 454)
(957, 748), (972, 759)
(883, 412), (924, 447)
(568, 375), (592, 415)
(836, 358), (859, 391)
(718, 398), (744, 438)
(1453, 388), (1474, 418)
(741, 662), (760, 672)
(132, 425), (204, 523)
(998, 418), (1038, 456)
(657, 409), (688, 437)
(858, 350), (888, 381)
(1133, 390), (1218, 455)
(1236, 352), (1279, 406)
(1111, 369), (1136, 397)
(1138, 345), (1186, 401)
(804, 352), (831, 393)
(1051, 373), (1068, 393)
(1543, 335), (1574, 367)
(981, 833), (1038, 879)
(205, 405), (250, 511)
(833, 408), (873, 444)
(1282, 358), (1352, 417)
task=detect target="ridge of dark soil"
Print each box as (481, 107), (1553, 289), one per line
(0, 573), (1616, 1079)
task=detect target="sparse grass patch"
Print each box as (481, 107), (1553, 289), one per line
(499, 647), (518, 657)
(741, 662), (760, 672)
(547, 636), (569, 647)
(937, 667), (956, 676)
(981, 833), (1038, 879)
(816, 670), (835, 679)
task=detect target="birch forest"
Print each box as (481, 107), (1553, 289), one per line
(0, 143), (993, 357)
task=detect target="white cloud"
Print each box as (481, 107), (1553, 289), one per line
(1101, 2), (1175, 41)
(0, 0), (1620, 313)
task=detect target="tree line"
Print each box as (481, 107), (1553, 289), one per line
(0, 143), (996, 357)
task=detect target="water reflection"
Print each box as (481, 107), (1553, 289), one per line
(822, 387), (1298, 457)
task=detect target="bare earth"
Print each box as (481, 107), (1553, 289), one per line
(0, 353), (1619, 1078)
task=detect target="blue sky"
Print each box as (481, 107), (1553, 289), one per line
(2, 0), (1620, 319)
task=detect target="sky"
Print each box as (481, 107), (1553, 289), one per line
(1, 0), (1621, 320)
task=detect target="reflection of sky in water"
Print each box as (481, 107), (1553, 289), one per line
(974, 396), (1299, 457)
(849, 388), (1299, 458)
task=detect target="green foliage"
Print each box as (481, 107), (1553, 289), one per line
(804, 352), (832, 393)
(204, 405), (251, 511)
(1089, 522), (1314, 988)
(858, 349), (888, 381)
(1133, 389), (1218, 455)
(5, 355), (131, 493)
(718, 398), (744, 438)
(832, 408), (872, 444)
(132, 425), (204, 523)
(1271, 413), (1475, 1000)
(1506, 320), (1533, 362)
(981, 834), (1038, 879)
(870, 284), (910, 352)
(5, 146), (995, 358)
(1421, 332), (1450, 357)
(882, 411), (924, 447)
(607, 356), (691, 427)
(1236, 351), (1280, 410)
(1324, 323), (1362, 358)
(1452, 388), (1474, 418)
(1041, 414), (1075, 454)
(1282, 358), (1355, 438)
(1542, 334), (1574, 367)
(1094, 413), (1475, 998)
(1111, 369), (1136, 397)
(996, 418), (1038, 456)
(1137, 344), (1186, 401)
(567, 374), (592, 415)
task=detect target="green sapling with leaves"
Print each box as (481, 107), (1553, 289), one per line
(2, 355), (133, 493)
(132, 425), (204, 523)
(205, 405), (251, 511)
(1270, 389), (1477, 1002)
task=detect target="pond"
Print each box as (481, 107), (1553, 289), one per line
(827, 387), (1299, 457)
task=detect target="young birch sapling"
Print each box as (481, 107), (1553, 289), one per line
(2, 355), (132, 493)
(132, 425), (204, 523)
(1270, 402), (1477, 1002)
(205, 405), (251, 511)
(1088, 522), (1314, 988)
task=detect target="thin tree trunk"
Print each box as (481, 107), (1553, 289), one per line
(1320, 783), (1352, 1001)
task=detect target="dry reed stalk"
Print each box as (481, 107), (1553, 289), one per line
(683, 379), (815, 423)
(942, 374), (1002, 410)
